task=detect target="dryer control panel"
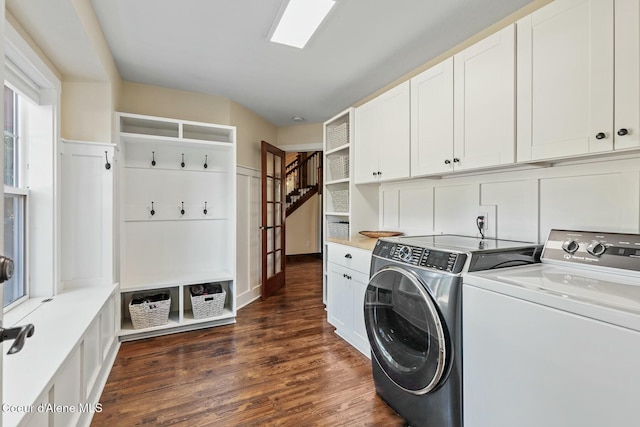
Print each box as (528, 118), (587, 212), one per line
(544, 229), (640, 272)
(373, 240), (467, 274)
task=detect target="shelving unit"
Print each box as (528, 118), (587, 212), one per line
(322, 109), (378, 303)
(117, 112), (237, 340)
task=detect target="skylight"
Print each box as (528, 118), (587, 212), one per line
(269, 0), (336, 49)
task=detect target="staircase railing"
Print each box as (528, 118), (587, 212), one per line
(285, 151), (322, 197)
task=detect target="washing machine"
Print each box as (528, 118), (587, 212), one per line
(364, 235), (542, 427)
(463, 229), (640, 427)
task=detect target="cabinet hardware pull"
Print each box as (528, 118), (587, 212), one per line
(618, 128), (629, 136)
(453, 158), (460, 163)
(180, 201), (185, 215)
(345, 254), (352, 259)
(595, 132), (606, 140)
(204, 154), (208, 169)
(150, 202), (155, 216)
(151, 151), (156, 166)
(104, 151), (111, 170)
(203, 201), (208, 215)
(377, 171), (381, 176)
(343, 273), (347, 278)
(444, 159), (451, 165)
(372, 172), (376, 177)
(181, 153), (186, 168)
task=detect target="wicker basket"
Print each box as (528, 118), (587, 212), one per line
(331, 189), (349, 212)
(327, 122), (349, 150)
(327, 222), (349, 239)
(329, 156), (349, 180)
(129, 293), (171, 329)
(190, 284), (226, 319)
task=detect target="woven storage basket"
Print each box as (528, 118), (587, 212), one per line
(190, 285), (226, 319)
(327, 122), (349, 150)
(329, 156), (349, 180)
(331, 189), (349, 212)
(129, 293), (171, 329)
(327, 222), (349, 239)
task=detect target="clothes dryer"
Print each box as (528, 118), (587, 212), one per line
(365, 235), (541, 427)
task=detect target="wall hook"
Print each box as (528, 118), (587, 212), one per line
(104, 151), (111, 170)
(203, 201), (208, 215)
(150, 202), (155, 216)
(181, 153), (185, 168)
(151, 151), (156, 167)
(204, 155), (208, 169)
(180, 201), (185, 215)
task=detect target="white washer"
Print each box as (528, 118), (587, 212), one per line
(463, 229), (640, 427)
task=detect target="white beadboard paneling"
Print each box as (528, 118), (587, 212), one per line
(398, 187), (434, 234)
(434, 184), (479, 235)
(481, 180), (538, 242)
(236, 166), (261, 308)
(539, 172), (639, 241)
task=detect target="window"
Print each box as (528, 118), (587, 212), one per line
(3, 85), (27, 308)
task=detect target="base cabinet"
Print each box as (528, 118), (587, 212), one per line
(326, 243), (371, 357)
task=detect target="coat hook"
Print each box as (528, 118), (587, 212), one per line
(151, 151), (156, 166)
(104, 151), (111, 170)
(181, 153), (185, 168)
(150, 202), (155, 216)
(180, 201), (185, 215)
(204, 154), (208, 169)
(203, 201), (208, 215)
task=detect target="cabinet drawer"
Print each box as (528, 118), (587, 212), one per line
(327, 243), (372, 274)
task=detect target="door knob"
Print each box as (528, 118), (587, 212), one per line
(444, 159), (451, 165)
(618, 128), (629, 136)
(0, 256), (14, 283)
(595, 132), (606, 140)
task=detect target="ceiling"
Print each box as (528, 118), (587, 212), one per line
(7, 0), (534, 127)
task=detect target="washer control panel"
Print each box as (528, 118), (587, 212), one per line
(544, 229), (640, 271)
(380, 243), (466, 273)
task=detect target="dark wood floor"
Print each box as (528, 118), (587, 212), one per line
(92, 259), (404, 426)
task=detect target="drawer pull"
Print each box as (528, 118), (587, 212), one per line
(344, 254), (352, 259)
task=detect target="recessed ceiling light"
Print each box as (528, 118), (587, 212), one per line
(269, 0), (336, 49)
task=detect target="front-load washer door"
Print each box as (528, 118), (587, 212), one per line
(365, 265), (450, 395)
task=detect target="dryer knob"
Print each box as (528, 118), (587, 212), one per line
(561, 239), (580, 254)
(397, 246), (412, 262)
(586, 241), (607, 257)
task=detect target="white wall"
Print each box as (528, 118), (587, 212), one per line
(286, 193), (321, 255)
(379, 154), (640, 243)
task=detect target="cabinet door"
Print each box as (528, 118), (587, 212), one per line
(454, 25), (515, 170)
(614, 0), (640, 150)
(517, 0), (614, 161)
(411, 58), (454, 176)
(327, 264), (352, 331)
(355, 81), (410, 183)
(354, 98), (382, 184)
(376, 81), (411, 182)
(61, 142), (114, 288)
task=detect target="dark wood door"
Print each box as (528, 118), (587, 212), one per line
(261, 140), (286, 299)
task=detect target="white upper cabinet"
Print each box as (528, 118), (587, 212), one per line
(411, 25), (515, 177)
(355, 81), (410, 184)
(516, 0), (639, 161)
(614, 0), (640, 150)
(453, 24), (516, 171)
(411, 57), (454, 176)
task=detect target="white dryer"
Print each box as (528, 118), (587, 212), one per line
(463, 229), (640, 427)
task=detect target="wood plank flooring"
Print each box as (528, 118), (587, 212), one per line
(92, 259), (405, 426)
